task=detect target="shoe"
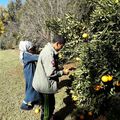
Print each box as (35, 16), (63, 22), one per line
(20, 102), (33, 110)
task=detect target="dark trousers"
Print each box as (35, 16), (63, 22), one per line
(40, 94), (55, 120)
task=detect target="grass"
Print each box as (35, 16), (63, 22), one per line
(0, 50), (74, 120)
(0, 50), (39, 120)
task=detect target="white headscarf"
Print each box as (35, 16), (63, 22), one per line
(19, 41), (33, 64)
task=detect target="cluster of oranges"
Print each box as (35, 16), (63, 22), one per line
(95, 75), (120, 92)
(94, 75), (113, 91)
(101, 75), (113, 82)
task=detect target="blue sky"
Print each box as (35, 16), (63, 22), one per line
(0, 0), (9, 7)
(0, 0), (25, 7)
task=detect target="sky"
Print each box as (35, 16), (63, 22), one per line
(0, 0), (25, 8)
(0, 0), (9, 7)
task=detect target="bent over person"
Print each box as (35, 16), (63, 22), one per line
(19, 41), (41, 110)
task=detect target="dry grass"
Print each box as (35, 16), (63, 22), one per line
(0, 50), (74, 120)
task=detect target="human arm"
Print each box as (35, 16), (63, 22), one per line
(41, 52), (70, 81)
(23, 52), (39, 63)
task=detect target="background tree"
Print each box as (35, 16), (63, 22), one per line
(0, 7), (7, 36)
(19, 0), (93, 47)
(0, 0), (23, 49)
(0, 0), (93, 49)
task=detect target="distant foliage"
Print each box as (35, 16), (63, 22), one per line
(19, 0), (92, 47)
(0, 0), (93, 49)
(0, 0), (23, 49)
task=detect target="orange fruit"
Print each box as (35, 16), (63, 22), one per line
(35, 108), (40, 114)
(95, 85), (101, 91)
(101, 75), (109, 82)
(107, 75), (113, 81)
(88, 111), (93, 116)
(79, 115), (84, 120)
(82, 33), (89, 39)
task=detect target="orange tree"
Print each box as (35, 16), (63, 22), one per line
(46, 0), (120, 119)
(46, 14), (84, 61)
(71, 0), (120, 119)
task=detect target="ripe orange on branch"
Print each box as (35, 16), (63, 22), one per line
(79, 114), (84, 120)
(88, 111), (93, 116)
(101, 75), (109, 82)
(95, 85), (102, 91)
(82, 33), (89, 39)
(101, 75), (113, 82)
(107, 75), (113, 81)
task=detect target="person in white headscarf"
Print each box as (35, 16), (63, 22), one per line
(19, 41), (41, 110)
(19, 41), (33, 64)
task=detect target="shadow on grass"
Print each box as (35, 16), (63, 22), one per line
(54, 78), (75, 120)
(54, 95), (76, 120)
(58, 78), (73, 90)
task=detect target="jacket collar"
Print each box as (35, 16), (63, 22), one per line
(47, 43), (58, 55)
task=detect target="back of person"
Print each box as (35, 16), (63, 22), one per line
(32, 35), (69, 120)
(32, 42), (59, 93)
(19, 41), (41, 110)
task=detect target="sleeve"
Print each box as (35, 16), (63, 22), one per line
(42, 53), (63, 79)
(23, 52), (39, 63)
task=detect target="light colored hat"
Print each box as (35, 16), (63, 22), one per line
(19, 41), (33, 64)
(19, 41), (33, 52)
